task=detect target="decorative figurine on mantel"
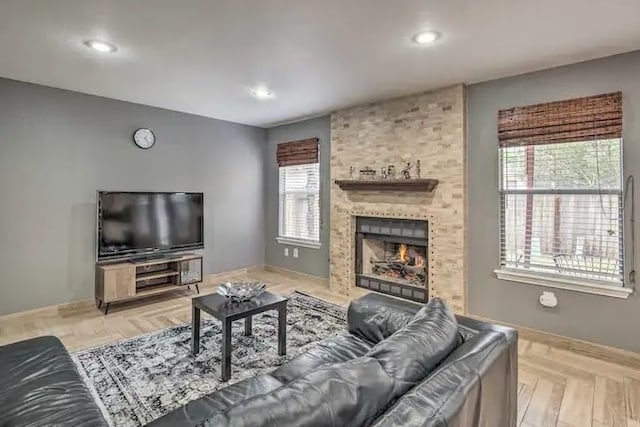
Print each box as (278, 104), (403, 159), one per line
(401, 162), (413, 179)
(349, 165), (355, 180)
(380, 167), (388, 180)
(387, 165), (396, 180)
(416, 160), (421, 179)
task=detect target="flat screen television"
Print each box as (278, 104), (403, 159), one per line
(97, 191), (204, 261)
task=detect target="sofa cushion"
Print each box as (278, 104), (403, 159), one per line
(147, 374), (283, 426)
(271, 332), (374, 383)
(199, 357), (397, 427)
(370, 330), (511, 427)
(0, 336), (108, 427)
(366, 298), (459, 395)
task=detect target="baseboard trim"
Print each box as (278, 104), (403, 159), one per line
(0, 296), (99, 319)
(202, 265), (264, 287)
(469, 314), (640, 370)
(264, 265), (329, 287)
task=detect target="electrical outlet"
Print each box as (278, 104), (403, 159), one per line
(293, 248), (299, 258)
(284, 248), (289, 257)
(539, 291), (558, 308)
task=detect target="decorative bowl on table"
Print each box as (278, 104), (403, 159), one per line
(217, 281), (266, 302)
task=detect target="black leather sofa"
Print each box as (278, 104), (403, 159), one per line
(0, 335), (109, 426)
(149, 293), (518, 427)
(0, 294), (516, 427)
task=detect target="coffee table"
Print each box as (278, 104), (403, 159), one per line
(191, 291), (288, 381)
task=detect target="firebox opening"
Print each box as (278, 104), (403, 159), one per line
(362, 240), (427, 288)
(355, 216), (429, 303)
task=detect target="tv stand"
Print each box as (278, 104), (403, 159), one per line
(95, 254), (203, 314)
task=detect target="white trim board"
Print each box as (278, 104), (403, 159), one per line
(494, 268), (633, 299)
(275, 236), (322, 249)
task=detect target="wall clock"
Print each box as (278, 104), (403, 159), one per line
(133, 128), (155, 149)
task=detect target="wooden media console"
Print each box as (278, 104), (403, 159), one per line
(95, 254), (203, 314)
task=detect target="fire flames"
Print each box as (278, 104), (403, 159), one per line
(398, 244), (425, 268)
(398, 244), (408, 262)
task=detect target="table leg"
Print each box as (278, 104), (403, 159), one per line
(191, 305), (201, 355)
(244, 315), (252, 336)
(221, 319), (232, 381)
(278, 304), (287, 356)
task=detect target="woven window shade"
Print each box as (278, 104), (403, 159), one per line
(277, 138), (319, 167)
(498, 92), (622, 147)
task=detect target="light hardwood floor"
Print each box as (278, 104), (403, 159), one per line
(1, 268), (639, 427)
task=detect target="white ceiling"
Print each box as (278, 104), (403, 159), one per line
(1, 1), (639, 127)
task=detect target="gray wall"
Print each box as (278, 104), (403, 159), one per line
(0, 78), (266, 315)
(265, 116), (330, 278)
(468, 50), (640, 352)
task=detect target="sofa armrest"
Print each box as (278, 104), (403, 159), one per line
(0, 336), (109, 426)
(456, 315), (518, 346)
(371, 328), (518, 427)
(347, 293), (421, 343)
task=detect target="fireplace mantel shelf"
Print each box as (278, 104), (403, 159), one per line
(334, 179), (439, 192)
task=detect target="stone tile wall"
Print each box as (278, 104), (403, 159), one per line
(329, 85), (467, 313)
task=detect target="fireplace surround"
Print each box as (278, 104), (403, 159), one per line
(355, 217), (428, 302)
(329, 85), (466, 314)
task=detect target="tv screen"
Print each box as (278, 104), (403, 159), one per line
(97, 191), (204, 260)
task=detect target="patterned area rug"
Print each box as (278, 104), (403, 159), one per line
(73, 291), (347, 426)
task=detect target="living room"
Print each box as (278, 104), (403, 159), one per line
(1, 2), (639, 426)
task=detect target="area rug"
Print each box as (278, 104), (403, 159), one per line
(72, 291), (347, 426)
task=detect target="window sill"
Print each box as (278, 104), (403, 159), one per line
(276, 237), (322, 249)
(494, 268), (633, 299)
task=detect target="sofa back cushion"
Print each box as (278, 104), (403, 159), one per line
(199, 357), (397, 427)
(147, 375), (284, 426)
(270, 333), (374, 384)
(365, 298), (459, 395)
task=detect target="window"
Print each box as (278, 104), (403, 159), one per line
(278, 162), (320, 245)
(276, 137), (321, 248)
(500, 139), (622, 281)
(496, 92), (630, 297)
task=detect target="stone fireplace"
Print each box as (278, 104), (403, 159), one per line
(329, 85), (467, 313)
(355, 216), (428, 302)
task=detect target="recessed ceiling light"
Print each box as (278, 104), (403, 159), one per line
(84, 39), (117, 53)
(251, 88), (273, 99)
(412, 31), (440, 45)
